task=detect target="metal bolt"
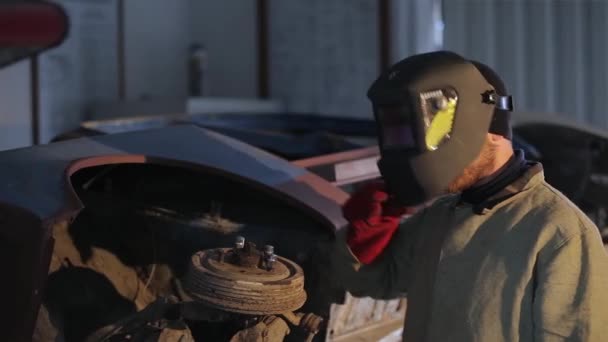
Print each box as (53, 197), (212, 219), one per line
(264, 245), (274, 255)
(235, 236), (245, 249)
(264, 245), (277, 271)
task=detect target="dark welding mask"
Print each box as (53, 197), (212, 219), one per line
(368, 51), (513, 206)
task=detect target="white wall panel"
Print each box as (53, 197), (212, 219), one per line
(0, 60), (33, 150)
(188, 0), (258, 98)
(124, 0), (190, 100)
(267, 0), (379, 118)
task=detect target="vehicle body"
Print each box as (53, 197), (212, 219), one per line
(1, 125), (406, 341)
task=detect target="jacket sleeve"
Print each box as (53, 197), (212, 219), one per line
(533, 227), (608, 341)
(328, 210), (425, 300)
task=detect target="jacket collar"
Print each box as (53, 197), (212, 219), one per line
(455, 162), (545, 215)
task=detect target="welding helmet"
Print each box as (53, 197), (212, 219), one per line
(368, 51), (513, 206)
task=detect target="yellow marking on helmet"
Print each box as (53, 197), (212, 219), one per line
(425, 98), (457, 150)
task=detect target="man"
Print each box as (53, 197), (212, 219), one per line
(330, 51), (608, 341)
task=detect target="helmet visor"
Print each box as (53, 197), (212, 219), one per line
(377, 87), (459, 152)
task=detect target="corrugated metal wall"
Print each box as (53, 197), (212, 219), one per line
(443, 0), (608, 128)
(389, 0), (443, 62)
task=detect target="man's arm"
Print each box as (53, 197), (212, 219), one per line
(329, 210), (425, 300)
(533, 227), (608, 341)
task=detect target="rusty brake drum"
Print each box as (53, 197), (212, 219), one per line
(183, 239), (307, 316)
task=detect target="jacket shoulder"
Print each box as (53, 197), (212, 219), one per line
(525, 181), (600, 253)
(401, 194), (458, 225)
